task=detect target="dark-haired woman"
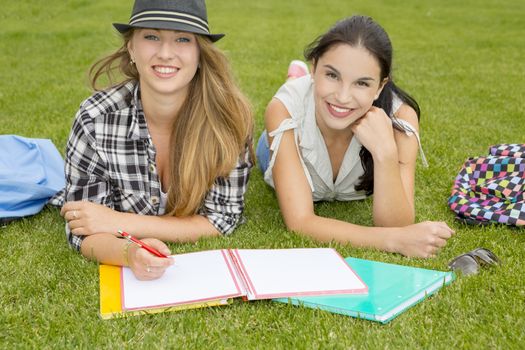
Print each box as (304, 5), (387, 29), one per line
(257, 16), (453, 258)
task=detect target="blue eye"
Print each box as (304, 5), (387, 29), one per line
(144, 34), (159, 41)
(176, 37), (191, 43)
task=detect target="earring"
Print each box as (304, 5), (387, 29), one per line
(130, 57), (135, 65)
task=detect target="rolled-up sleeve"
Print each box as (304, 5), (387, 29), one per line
(200, 143), (253, 235)
(63, 110), (112, 251)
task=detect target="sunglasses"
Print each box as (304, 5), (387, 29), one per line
(448, 248), (500, 276)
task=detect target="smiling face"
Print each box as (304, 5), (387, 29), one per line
(127, 28), (200, 101)
(312, 44), (386, 135)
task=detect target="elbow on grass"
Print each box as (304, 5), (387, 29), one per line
(282, 213), (333, 243)
(373, 212), (415, 227)
(283, 213), (312, 234)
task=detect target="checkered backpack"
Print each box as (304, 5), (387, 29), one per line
(448, 144), (525, 226)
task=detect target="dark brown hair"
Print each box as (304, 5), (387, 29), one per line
(305, 15), (420, 195)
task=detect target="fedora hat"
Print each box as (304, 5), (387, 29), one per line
(113, 0), (224, 42)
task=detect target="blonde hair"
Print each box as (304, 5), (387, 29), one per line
(89, 31), (254, 217)
(89, 31), (137, 90)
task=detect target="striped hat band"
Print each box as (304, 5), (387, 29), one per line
(129, 10), (210, 34)
(112, 0), (224, 42)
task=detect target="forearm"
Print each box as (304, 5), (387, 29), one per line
(64, 201), (223, 244)
(112, 212), (220, 242)
(372, 150), (415, 226)
(286, 213), (398, 253)
(80, 233), (175, 279)
(80, 234), (128, 265)
(286, 212), (456, 258)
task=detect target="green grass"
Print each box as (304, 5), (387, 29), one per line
(1, 0), (525, 348)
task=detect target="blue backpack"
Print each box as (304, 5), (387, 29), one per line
(0, 135), (65, 223)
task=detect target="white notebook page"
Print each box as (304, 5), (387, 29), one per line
(233, 248), (367, 299)
(122, 250), (241, 310)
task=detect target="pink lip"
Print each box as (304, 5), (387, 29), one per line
(152, 65), (179, 79)
(326, 102), (353, 119)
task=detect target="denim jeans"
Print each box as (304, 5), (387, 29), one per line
(256, 131), (270, 174)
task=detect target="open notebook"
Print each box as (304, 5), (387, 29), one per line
(274, 257), (454, 324)
(99, 248), (367, 319)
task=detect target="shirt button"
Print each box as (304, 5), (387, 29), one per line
(151, 196), (159, 205)
(149, 164), (156, 173)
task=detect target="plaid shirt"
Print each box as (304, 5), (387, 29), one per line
(55, 81), (252, 251)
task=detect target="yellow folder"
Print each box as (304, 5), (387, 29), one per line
(99, 264), (228, 320)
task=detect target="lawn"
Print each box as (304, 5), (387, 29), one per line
(1, 0), (524, 348)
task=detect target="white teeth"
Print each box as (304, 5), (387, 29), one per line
(329, 103), (350, 113)
(154, 66), (177, 74)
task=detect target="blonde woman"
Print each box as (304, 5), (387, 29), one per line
(59, 0), (253, 280)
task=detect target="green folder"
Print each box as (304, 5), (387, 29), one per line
(273, 257), (455, 324)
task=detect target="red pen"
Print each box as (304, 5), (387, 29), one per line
(118, 230), (168, 258)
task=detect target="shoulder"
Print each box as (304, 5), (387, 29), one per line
(265, 98), (291, 132)
(78, 81), (136, 122)
(266, 76), (312, 129)
(71, 82), (138, 143)
(391, 91), (419, 132)
(274, 75), (312, 104)
(393, 103), (419, 132)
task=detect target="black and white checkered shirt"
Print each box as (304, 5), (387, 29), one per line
(55, 81), (252, 251)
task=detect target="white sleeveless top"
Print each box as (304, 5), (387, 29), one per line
(263, 75), (427, 202)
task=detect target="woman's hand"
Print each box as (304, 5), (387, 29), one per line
(389, 221), (455, 258)
(127, 238), (174, 280)
(61, 201), (123, 236)
(351, 106), (397, 158)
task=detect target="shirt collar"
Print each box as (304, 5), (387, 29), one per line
(298, 79), (317, 151)
(297, 78), (363, 185)
(128, 82), (150, 141)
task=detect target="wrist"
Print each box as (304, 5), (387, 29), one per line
(122, 240), (133, 266)
(384, 227), (401, 254)
(113, 211), (127, 236)
(371, 145), (398, 164)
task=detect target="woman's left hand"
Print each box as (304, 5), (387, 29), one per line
(351, 106), (396, 158)
(61, 201), (123, 236)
